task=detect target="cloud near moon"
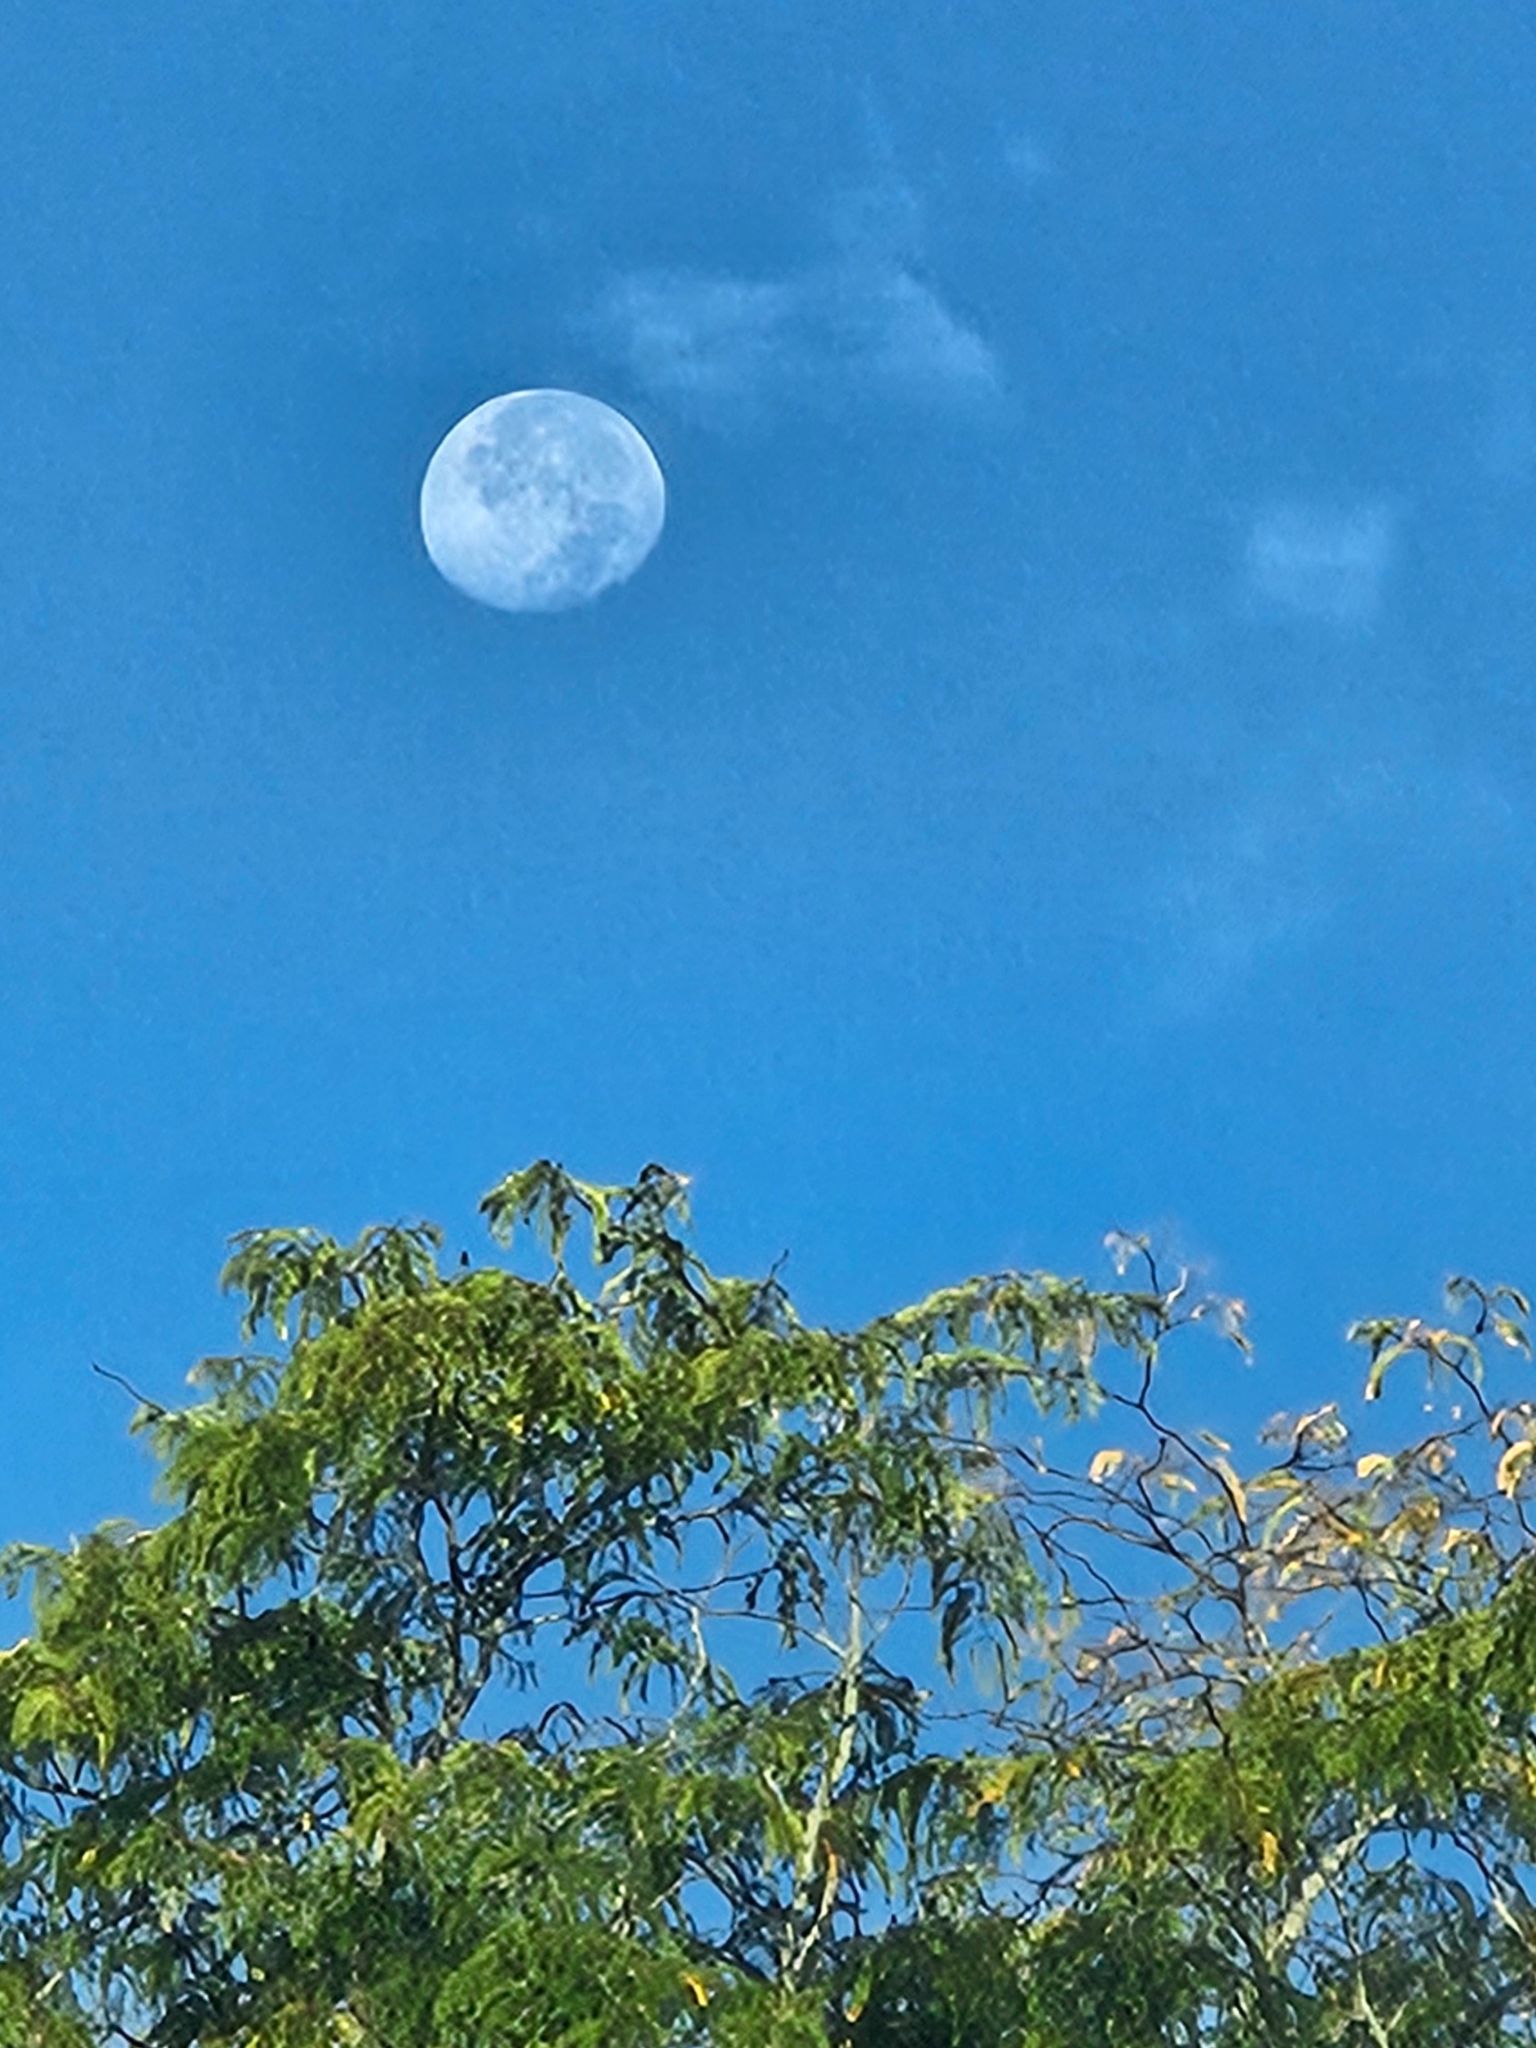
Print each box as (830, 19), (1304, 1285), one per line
(419, 389), (665, 613)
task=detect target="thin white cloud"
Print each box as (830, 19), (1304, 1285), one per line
(1002, 134), (1055, 189)
(596, 261), (999, 426)
(1242, 499), (1401, 628)
(1137, 741), (1515, 1022)
(1399, 340), (1536, 485)
(859, 268), (999, 393)
(824, 167), (927, 263)
(593, 166), (1001, 426)
(599, 273), (800, 416)
(1151, 782), (1339, 1017)
(1478, 357), (1536, 482)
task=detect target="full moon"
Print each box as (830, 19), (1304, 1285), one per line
(419, 389), (665, 613)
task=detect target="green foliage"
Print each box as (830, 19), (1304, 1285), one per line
(1, 1161), (1534, 2043)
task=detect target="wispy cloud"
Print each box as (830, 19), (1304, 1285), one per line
(1136, 739), (1515, 1021)
(598, 273), (801, 419)
(1242, 499), (1401, 628)
(592, 166), (1001, 427)
(1001, 134), (1055, 190)
(1149, 775), (1346, 1017)
(1477, 356), (1536, 482)
(1400, 340), (1536, 485)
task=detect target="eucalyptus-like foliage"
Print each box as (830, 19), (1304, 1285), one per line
(0, 1164), (1532, 2044)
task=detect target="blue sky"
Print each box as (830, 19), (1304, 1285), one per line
(2, 0), (1535, 1559)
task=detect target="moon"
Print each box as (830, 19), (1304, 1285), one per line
(419, 389), (665, 613)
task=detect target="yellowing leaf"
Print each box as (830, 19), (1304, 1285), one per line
(1292, 1403), (1340, 1445)
(681, 1972), (710, 2008)
(1355, 1452), (1394, 1480)
(1213, 1457), (1248, 1521)
(1088, 1448), (1127, 1484)
(968, 1766), (1017, 1814)
(1497, 1441), (1535, 1498)
(1258, 1829), (1281, 1876)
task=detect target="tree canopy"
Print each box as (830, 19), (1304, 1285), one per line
(1, 1161), (1534, 2044)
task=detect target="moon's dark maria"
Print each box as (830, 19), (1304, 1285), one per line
(419, 388), (666, 612)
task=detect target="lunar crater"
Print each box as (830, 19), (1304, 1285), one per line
(420, 389), (665, 613)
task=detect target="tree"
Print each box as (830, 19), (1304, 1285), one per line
(0, 1161), (1533, 2044)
